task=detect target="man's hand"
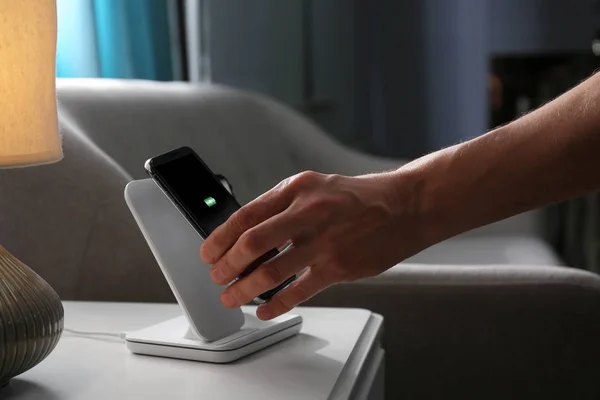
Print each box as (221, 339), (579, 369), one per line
(200, 170), (425, 320)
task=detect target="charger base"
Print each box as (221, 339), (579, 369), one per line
(126, 308), (302, 363)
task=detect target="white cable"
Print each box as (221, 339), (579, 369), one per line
(63, 328), (127, 340)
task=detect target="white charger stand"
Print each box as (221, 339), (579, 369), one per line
(123, 179), (302, 363)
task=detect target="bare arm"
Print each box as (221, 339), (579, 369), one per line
(201, 72), (600, 320)
(408, 71), (600, 245)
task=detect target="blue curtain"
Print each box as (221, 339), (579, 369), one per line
(56, 0), (177, 80)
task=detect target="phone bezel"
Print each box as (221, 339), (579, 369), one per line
(145, 146), (241, 239)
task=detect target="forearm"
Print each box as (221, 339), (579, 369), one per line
(398, 72), (600, 244)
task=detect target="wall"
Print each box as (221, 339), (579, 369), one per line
(489, 0), (596, 54)
(310, 0), (356, 146)
(352, 1), (430, 157)
(421, 0), (488, 152)
(352, 0), (488, 158)
(346, 0), (595, 158)
(187, 0), (597, 159)
(208, 0), (304, 108)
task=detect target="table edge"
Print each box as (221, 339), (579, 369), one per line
(330, 312), (384, 399)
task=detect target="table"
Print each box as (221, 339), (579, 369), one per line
(4, 302), (384, 400)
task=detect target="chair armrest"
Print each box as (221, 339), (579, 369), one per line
(305, 264), (600, 399)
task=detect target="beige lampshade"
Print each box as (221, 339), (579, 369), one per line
(0, 0), (63, 168)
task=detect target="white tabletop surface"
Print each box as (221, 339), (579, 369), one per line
(4, 302), (381, 400)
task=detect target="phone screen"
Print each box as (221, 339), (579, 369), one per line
(147, 147), (295, 302)
(149, 148), (240, 238)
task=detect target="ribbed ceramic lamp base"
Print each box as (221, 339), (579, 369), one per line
(0, 245), (64, 387)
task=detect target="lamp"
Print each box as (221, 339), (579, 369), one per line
(0, 0), (64, 387)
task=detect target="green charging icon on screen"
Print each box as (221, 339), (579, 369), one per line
(204, 196), (217, 207)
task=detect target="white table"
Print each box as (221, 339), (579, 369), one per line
(5, 302), (384, 400)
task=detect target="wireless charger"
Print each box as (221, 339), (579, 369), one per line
(123, 179), (302, 363)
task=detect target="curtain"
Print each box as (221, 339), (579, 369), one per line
(56, 0), (182, 80)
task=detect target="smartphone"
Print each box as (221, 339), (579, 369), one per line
(144, 146), (295, 304)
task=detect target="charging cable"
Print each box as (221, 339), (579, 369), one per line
(63, 328), (127, 341)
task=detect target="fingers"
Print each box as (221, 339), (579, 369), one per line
(209, 209), (307, 285)
(200, 171), (323, 265)
(256, 268), (331, 320)
(200, 184), (292, 264)
(219, 245), (312, 308)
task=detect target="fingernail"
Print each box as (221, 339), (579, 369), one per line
(221, 292), (237, 308)
(200, 245), (213, 263)
(257, 306), (273, 320)
(210, 268), (225, 284)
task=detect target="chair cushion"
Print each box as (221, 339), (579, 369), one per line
(405, 236), (563, 266)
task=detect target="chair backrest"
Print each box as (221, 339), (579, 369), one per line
(55, 78), (543, 244)
(0, 118), (172, 301)
(56, 78), (400, 204)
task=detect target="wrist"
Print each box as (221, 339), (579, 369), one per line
(388, 145), (472, 248)
(381, 166), (446, 253)
(394, 124), (523, 246)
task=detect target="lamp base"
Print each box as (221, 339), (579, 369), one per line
(0, 246), (64, 385)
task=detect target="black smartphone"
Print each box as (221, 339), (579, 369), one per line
(144, 146), (295, 304)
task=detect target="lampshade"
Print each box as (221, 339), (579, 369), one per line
(0, 0), (63, 168)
